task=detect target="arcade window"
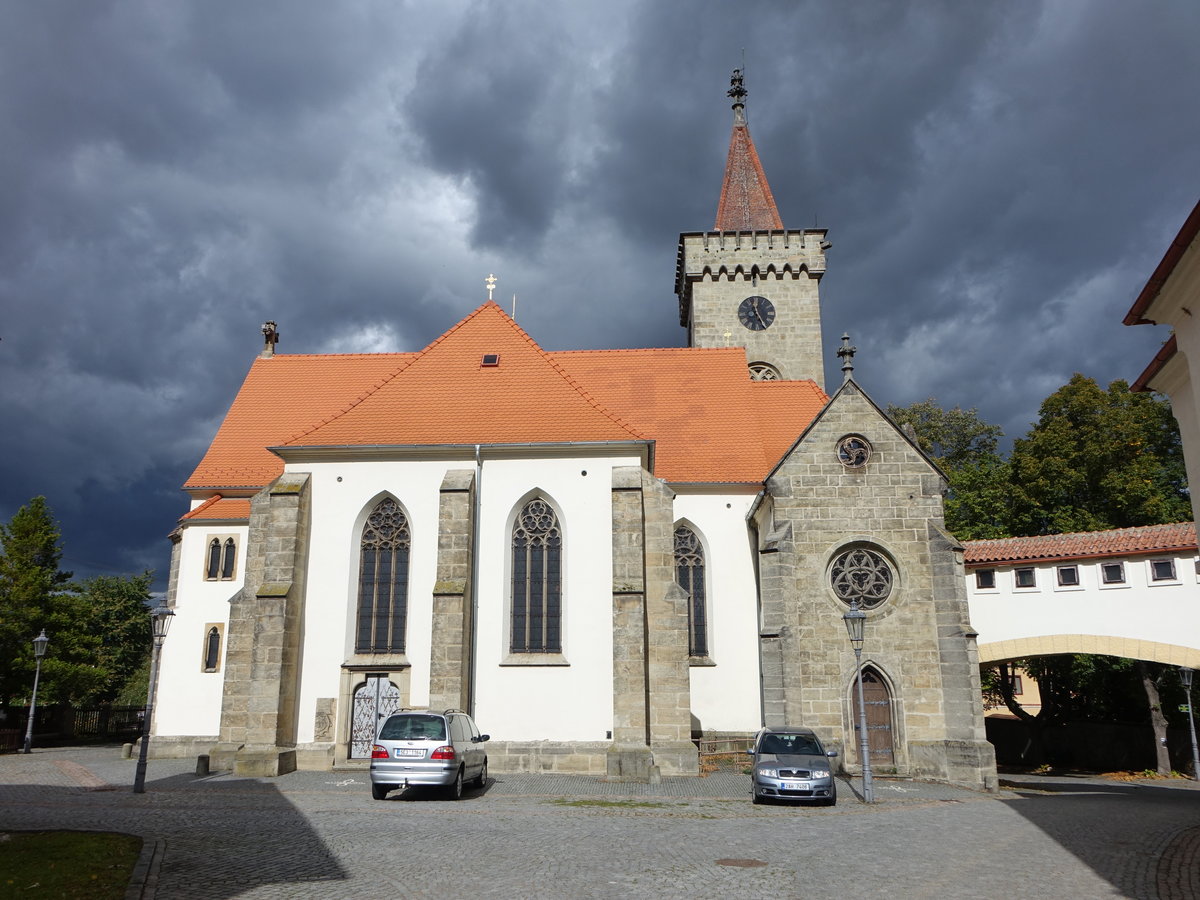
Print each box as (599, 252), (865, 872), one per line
(1014, 567), (1036, 589)
(204, 536), (238, 581)
(975, 569), (996, 590)
(1056, 565), (1079, 587)
(1101, 562), (1125, 585)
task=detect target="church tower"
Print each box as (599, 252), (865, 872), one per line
(675, 70), (829, 387)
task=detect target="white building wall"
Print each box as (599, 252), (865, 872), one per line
(289, 452), (639, 746)
(156, 522), (248, 737)
(966, 552), (1200, 654)
(672, 489), (763, 734)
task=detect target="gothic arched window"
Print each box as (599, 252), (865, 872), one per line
(204, 626), (221, 672)
(356, 498), (411, 653)
(206, 539), (222, 580)
(674, 525), (708, 657)
(220, 538), (236, 580)
(511, 498), (562, 653)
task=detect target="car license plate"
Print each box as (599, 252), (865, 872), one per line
(782, 781), (809, 791)
(395, 748), (423, 758)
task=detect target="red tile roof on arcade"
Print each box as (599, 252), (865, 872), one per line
(183, 303), (830, 496)
(963, 522), (1197, 567)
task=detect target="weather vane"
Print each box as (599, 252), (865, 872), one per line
(485, 274), (497, 301)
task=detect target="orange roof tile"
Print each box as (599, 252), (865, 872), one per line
(286, 303), (646, 448)
(714, 120), (784, 232)
(551, 349), (827, 482)
(180, 496), (251, 522)
(184, 304), (830, 492)
(184, 353), (413, 489)
(963, 522), (1197, 566)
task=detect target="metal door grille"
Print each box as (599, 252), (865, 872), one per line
(349, 675), (401, 758)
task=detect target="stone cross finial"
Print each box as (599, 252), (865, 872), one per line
(728, 68), (747, 126)
(261, 321), (279, 358)
(486, 274), (497, 301)
(836, 333), (856, 382)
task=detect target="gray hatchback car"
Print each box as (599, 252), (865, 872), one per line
(748, 726), (838, 805)
(369, 709), (489, 800)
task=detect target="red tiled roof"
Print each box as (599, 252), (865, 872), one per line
(180, 496), (251, 522)
(183, 304), (830, 492)
(184, 353), (413, 489)
(963, 522), (1197, 566)
(714, 119), (784, 232)
(286, 303), (646, 448)
(552, 348), (827, 482)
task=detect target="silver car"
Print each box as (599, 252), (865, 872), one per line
(748, 726), (838, 805)
(369, 709), (490, 800)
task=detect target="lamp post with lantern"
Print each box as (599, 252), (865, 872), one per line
(133, 603), (175, 793)
(1180, 667), (1200, 782)
(842, 600), (873, 803)
(21, 630), (50, 754)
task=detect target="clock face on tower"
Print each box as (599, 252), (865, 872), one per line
(738, 295), (776, 331)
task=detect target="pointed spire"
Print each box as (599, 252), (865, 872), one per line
(714, 68), (784, 232)
(837, 333), (856, 382)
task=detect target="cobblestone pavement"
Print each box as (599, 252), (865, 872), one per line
(2, 748), (1198, 899)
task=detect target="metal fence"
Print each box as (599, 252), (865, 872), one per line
(0, 704), (145, 752)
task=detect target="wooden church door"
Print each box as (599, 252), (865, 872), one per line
(349, 675), (402, 758)
(852, 666), (895, 766)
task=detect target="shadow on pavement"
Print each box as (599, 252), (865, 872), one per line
(998, 777), (1198, 898)
(0, 768), (349, 898)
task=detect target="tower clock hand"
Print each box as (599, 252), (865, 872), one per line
(753, 297), (766, 327)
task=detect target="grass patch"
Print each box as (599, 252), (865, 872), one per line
(0, 831), (142, 898)
(549, 798), (672, 809)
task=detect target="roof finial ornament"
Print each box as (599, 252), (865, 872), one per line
(260, 321), (279, 358)
(728, 68), (747, 126)
(836, 333), (856, 383)
(485, 273), (497, 301)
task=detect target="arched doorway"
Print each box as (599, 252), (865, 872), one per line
(852, 666), (895, 767)
(349, 674), (402, 758)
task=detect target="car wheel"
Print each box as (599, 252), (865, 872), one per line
(371, 783), (390, 801)
(751, 791), (763, 805)
(446, 768), (463, 801)
(473, 759), (488, 789)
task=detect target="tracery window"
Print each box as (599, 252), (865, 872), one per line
(674, 525), (708, 657)
(830, 546), (893, 609)
(205, 536), (238, 581)
(749, 362), (780, 382)
(356, 498), (411, 653)
(511, 499), (561, 653)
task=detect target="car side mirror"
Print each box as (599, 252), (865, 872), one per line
(476, 734), (490, 742)
(745, 749), (755, 756)
(827, 749), (838, 758)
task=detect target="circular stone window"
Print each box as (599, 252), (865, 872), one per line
(836, 435), (872, 468)
(830, 546), (894, 609)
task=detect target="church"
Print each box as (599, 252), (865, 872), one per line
(154, 72), (997, 791)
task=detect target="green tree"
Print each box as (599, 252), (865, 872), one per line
(80, 572), (153, 703)
(0, 497), (76, 706)
(1007, 374), (1190, 535)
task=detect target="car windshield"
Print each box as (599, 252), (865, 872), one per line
(378, 715), (447, 741)
(760, 733), (821, 756)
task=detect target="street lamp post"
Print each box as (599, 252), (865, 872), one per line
(1180, 667), (1200, 782)
(133, 603), (175, 793)
(22, 630), (50, 754)
(842, 600), (873, 803)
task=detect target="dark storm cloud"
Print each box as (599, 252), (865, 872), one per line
(1, 0), (1196, 588)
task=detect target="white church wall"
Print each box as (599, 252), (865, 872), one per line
(472, 454), (640, 742)
(671, 490), (763, 734)
(156, 523), (248, 737)
(293, 459), (454, 744)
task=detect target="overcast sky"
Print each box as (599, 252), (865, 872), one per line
(2, 1), (1196, 589)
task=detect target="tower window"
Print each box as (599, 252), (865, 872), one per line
(204, 536), (239, 581)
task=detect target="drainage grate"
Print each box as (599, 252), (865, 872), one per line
(715, 859), (768, 868)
